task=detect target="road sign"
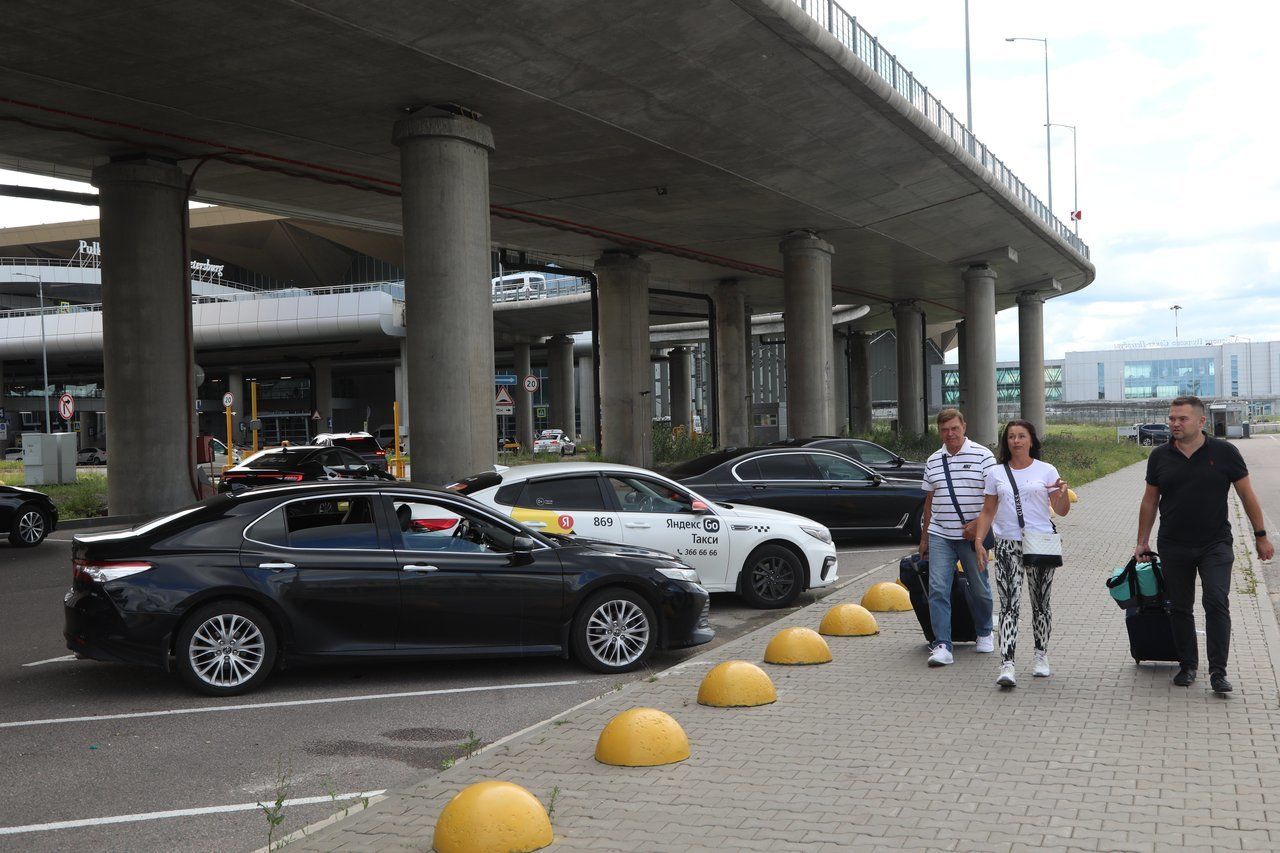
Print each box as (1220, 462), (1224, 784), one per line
(196, 399), (203, 413)
(496, 405), (514, 416)
(0, 423), (7, 440)
(495, 386), (514, 415)
(58, 393), (75, 421)
(494, 374), (517, 385)
(221, 392), (234, 408)
(311, 410), (322, 421)
(523, 375), (540, 393)
(327, 416), (333, 430)
(536, 405), (548, 418)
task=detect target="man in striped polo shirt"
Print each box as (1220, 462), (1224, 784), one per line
(918, 408), (996, 666)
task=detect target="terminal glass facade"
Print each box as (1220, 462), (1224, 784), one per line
(940, 365), (1063, 406)
(1122, 358), (1216, 399)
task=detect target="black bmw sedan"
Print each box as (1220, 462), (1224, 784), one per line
(669, 447), (926, 538)
(219, 445), (395, 492)
(770, 437), (927, 480)
(65, 482), (712, 695)
(0, 484), (58, 547)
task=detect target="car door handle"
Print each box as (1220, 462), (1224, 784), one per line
(524, 521), (547, 529)
(402, 564), (440, 573)
(624, 521), (650, 529)
(258, 562), (295, 571)
(752, 485), (767, 491)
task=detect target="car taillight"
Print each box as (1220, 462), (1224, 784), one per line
(410, 518), (458, 531)
(281, 472), (305, 481)
(73, 558), (152, 584)
(375, 450), (386, 456)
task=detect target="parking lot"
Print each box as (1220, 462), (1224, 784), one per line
(0, 526), (912, 852)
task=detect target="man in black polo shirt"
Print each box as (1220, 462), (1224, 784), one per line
(1136, 396), (1274, 692)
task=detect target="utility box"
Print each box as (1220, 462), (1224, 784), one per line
(22, 433), (78, 485)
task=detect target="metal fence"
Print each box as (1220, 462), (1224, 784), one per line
(791, 0), (1089, 260)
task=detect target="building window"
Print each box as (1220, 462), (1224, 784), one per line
(1122, 358), (1215, 399)
(941, 368), (959, 405)
(1097, 362), (1105, 400)
(1231, 355), (1239, 397)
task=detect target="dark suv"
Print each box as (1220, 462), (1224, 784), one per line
(1137, 423), (1171, 445)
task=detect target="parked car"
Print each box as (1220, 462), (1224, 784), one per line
(1137, 423), (1171, 445)
(456, 462), (838, 608)
(199, 436), (241, 469)
(533, 429), (576, 456)
(77, 446), (107, 465)
(1, 484), (58, 546)
(313, 431), (388, 470)
(497, 435), (522, 452)
(65, 481), (712, 695)
(770, 437), (926, 480)
(219, 445), (394, 492)
(3, 447), (23, 462)
(668, 447), (927, 538)
(374, 424), (408, 455)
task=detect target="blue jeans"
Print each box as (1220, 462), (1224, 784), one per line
(927, 534), (994, 650)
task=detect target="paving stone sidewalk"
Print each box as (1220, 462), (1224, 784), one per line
(293, 460), (1280, 852)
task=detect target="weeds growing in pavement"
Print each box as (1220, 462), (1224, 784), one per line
(439, 757), (456, 771)
(546, 786), (561, 819)
(260, 759), (293, 851)
(460, 730), (483, 759)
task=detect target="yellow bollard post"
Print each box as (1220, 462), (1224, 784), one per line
(819, 603), (879, 636)
(392, 400), (404, 479)
(763, 627), (832, 665)
(861, 581), (912, 612)
(432, 780), (553, 853)
(697, 660), (777, 707)
(594, 708), (690, 766)
(250, 380), (259, 454)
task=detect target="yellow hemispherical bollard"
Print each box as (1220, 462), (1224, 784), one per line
(819, 603), (879, 637)
(763, 626), (832, 665)
(1068, 488), (1079, 503)
(594, 707), (690, 767)
(431, 780), (553, 853)
(697, 660), (777, 707)
(861, 581), (912, 612)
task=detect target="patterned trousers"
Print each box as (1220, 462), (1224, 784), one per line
(992, 538), (1056, 664)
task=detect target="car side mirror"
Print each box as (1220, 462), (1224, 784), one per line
(872, 473), (886, 484)
(512, 536), (535, 553)
(690, 499), (711, 513)
(894, 456), (906, 466)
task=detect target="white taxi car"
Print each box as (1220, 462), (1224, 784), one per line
(455, 462), (838, 608)
(532, 429), (576, 456)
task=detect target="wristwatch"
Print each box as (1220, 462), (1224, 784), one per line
(1256, 530), (1267, 538)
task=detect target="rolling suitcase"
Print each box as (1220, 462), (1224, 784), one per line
(1126, 603), (1180, 664)
(899, 553), (977, 645)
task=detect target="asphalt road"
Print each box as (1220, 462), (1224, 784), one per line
(0, 523), (912, 852)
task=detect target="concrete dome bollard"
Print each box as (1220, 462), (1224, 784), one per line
(697, 660), (777, 707)
(594, 707), (690, 767)
(763, 627), (832, 665)
(861, 581), (912, 612)
(818, 603), (879, 637)
(431, 780), (553, 853)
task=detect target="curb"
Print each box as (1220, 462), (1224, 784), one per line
(59, 515), (143, 531)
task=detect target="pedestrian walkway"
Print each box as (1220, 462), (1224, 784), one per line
(293, 460), (1280, 852)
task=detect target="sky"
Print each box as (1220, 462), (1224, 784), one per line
(2, 1), (1278, 362)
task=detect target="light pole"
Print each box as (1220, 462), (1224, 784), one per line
(1048, 122), (1078, 234)
(964, 0), (974, 131)
(1170, 304), (1182, 340)
(13, 272), (51, 433)
(1006, 36), (1053, 216)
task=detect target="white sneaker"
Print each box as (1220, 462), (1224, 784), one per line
(997, 662), (1017, 687)
(975, 633), (994, 653)
(1034, 650), (1052, 678)
(928, 645), (954, 667)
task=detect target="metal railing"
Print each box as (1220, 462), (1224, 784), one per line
(792, 0), (1090, 260)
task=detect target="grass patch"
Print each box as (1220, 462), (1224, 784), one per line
(653, 423), (714, 466)
(0, 469), (109, 520)
(853, 423), (1148, 489)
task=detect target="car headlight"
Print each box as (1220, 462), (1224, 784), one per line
(800, 525), (832, 544)
(657, 566), (701, 584)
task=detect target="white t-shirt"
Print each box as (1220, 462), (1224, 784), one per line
(983, 459), (1061, 539)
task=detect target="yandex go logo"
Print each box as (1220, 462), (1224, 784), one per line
(557, 514), (574, 531)
(702, 518), (720, 534)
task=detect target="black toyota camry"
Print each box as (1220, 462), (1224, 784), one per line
(65, 482), (712, 695)
(0, 484), (58, 547)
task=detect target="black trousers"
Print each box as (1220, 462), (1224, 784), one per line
(1158, 538), (1234, 674)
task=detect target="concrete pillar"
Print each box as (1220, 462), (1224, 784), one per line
(578, 353), (597, 449)
(514, 341), (534, 450)
(657, 355), (671, 420)
(595, 252), (651, 466)
(77, 408), (93, 450)
(396, 339), (411, 435)
(715, 280), (751, 447)
(834, 328), (850, 435)
(893, 302), (925, 436)
(780, 232), (835, 437)
(669, 346), (693, 434)
(546, 335), (575, 437)
(312, 358), (332, 435)
(394, 112), (495, 484)
(956, 319), (969, 411)
(1017, 292), (1047, 437)
(91, 157), (193, 516)
(850, 330), (873, 435)
(963, 264), (999, 446)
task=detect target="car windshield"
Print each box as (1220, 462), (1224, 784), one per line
(335, 437), (380, 451)
(243, 450), (312, 469)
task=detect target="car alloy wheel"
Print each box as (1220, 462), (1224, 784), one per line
(188, 613), (267, 689)
(741, 544), (804, 608)
(586, 599), (650, 667)
(13, 507), (46, 545)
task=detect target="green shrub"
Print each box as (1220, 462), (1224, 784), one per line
(653, 423), (714, 466)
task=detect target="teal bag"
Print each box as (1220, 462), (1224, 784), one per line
(1106, 553), (1165, 608)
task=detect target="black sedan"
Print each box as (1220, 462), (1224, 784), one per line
(669, 447), (925, 537)
(219, 445), (394, 492)
(65, 482), (712, 695)
(0, 484), (58, 547)
(770, 437), (926, 479)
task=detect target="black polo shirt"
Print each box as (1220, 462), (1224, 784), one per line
(1146, 433), (1248, 546)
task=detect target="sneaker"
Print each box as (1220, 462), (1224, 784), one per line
(975, 633), (994, 654)
(927, 645), (954, 667)
(1210, 671), (1233, 694)
(1033, 650), (1052, 678)
(996, 662), (1017, 687)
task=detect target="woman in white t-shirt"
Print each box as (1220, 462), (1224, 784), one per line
(974, 420), (1071, 688)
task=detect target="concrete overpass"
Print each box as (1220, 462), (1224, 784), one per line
(0, 0), (1093, 514)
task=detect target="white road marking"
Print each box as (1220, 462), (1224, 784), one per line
(0, 679), (586, 730)
(0, 790), (387, 836)
(836, 546), (912, 554)
(21, 654), (77, 667)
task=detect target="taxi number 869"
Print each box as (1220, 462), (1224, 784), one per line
(593, 517), (614, 527)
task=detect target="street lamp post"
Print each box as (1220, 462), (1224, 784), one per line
(964, 0), (974, 131)
(1170, 304), (1182, 340)
(1049, 122), (1078, 234)
(1006, 36), (1053, 216)
(13, 272), (51, 433)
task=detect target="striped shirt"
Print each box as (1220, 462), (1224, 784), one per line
(921, 439), (997, 539)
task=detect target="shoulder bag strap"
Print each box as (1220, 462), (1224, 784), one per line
(940, 454), (969, 525)
(1003, 462), (1026, 530)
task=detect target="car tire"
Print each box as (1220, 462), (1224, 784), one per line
(175, 601), (277, 696)
(1141, 437), (1152, 446)
(571, 587), (656, 674)
(739, 543), (805, 609)
(907, 503), (925, 539)
(9, 503), (49, 547)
